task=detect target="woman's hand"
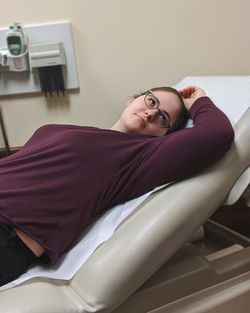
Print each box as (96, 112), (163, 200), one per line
(178, 86), (206, 111)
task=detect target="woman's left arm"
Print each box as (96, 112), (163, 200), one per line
(138, 91), (235, 191)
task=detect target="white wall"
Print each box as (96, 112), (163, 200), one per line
(0, 0), (249, 147)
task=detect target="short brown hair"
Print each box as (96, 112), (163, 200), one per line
(132, 86), (188, 133)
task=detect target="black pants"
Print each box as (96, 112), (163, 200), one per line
(0, 222), (37, 287)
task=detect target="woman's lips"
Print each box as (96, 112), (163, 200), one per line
(135, 114), (146, 128)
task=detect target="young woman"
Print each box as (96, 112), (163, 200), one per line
(0, 86), (234, 286)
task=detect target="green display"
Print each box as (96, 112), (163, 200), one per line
(7, 35), (21, 55)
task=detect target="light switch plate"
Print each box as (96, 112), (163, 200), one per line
(0, 21), (79, 96)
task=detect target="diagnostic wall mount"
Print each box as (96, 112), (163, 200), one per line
(0, 21), (79, 97)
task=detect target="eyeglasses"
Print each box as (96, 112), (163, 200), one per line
(144, 90), (170, 129)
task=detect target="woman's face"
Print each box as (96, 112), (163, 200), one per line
(119, 91), (183, 137)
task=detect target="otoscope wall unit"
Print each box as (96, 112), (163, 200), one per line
(0, 21), (79, 97)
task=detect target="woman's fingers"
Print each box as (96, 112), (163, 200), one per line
(178, 86), (206, 110)
(178, 86), (205, 99)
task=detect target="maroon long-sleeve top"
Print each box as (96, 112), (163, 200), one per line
(0, 97), (234, 264)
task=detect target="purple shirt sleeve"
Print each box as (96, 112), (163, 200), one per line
(137, 96), (235, 190)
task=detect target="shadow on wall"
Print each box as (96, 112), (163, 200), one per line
(45, 90), (71, 110)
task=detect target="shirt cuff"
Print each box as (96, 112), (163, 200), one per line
(189, 96), (214, 119)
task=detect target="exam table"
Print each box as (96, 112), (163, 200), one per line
(0, 81), (250, 313)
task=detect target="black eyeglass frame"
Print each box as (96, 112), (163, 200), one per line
(144, 90), (171, 129)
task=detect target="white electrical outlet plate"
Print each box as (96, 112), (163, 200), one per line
(0, 21), (79, 96)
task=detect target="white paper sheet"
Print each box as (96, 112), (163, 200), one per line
(1, 76), (250, 292)
(174, 76), (250, 127)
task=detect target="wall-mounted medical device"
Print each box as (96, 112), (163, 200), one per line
(29, 42), (66, 96)
(0, 23), (29, 72)
(0, 21), (79, 97)
(7, 24), (26, 55)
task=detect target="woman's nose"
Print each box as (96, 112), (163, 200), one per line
(145, 108), (157, 120)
